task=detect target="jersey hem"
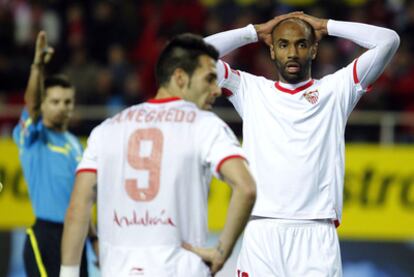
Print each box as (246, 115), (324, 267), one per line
(215, 155), (246, 173)
(76, 168), (97, 174)
(251, 211), (337, 220)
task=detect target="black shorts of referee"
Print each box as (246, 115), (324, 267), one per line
(23, 219), (89, 277)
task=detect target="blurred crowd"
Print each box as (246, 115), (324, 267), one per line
(0, 0), (413, 136)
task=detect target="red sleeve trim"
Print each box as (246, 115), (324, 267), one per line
(216, 155), (246, 173)
(334, 219), (340, 228)
(353, 58), (359, 84)
(353, 58), (373, 92)
(223, 62), (229, 79)
(76, 168), (97, 175)
(222, 88), (233, 97)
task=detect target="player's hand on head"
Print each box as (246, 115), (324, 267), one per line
(293, 13), (328, 41)
(254, 11), (304, 46)
(34, 31), (54, 65)
(182, 242), (226, 276)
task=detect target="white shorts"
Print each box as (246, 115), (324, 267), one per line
(236, 218), (342, 277)
(100, 243), (210, 277)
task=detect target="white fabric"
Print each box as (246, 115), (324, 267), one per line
(99, 242), (210, 277)
(236, 219), (342, 276)
(222, 66), (363, 222)
(78, 99), (244, 275)
(209, 20), (400, 92)
(327, 20), (400, 89)
(59, 265), (80, 277)
(205, 24), (257, 57)
(209, 21), (399, 224)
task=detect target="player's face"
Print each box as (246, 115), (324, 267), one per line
(187, 55), (221, 110)
(271, 21), (317, 84)
(41, 86), (75, 131)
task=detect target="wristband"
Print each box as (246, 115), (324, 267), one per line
(59, 265), (80, 277)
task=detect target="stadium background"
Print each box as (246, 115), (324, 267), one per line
(0, 0), (413, 276)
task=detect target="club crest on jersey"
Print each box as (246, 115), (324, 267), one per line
(302, 89), (319, 104)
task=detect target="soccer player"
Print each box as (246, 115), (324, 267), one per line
(13, 31), (95, 277)
(60, 34), (256, 277)
(205, 12), (400, 276)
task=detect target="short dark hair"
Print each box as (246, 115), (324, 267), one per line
(44, 74), (74, 90)
(272, 18), (316, 44)
(155, 33), (219, 86)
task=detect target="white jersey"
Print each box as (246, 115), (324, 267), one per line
(220, 60), (366, 223)
(208, 20), (399, 225)
(77, 98), (245, 261)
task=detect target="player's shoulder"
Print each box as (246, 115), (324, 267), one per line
(313, 71), (338, 90)
(101, 103), (145, 126)
(320, 63), (353, 84)
(239, 70), (274, 85)
(65, 131), (80, 142)
(195, 109), (226, 126)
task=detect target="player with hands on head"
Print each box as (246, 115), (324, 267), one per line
(60, 33), (256, 277)
(205, 11), (399, 277)
(13, 31), (97, 276)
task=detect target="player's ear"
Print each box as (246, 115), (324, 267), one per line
(269, 44), (275, 60)
(311, 42), (318, 60)
(172, 68), (189, 89)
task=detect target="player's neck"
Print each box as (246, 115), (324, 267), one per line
(43, 119), (67, 133)
(154, 87), (183, 100)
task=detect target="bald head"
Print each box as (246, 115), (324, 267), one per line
(272, 18), (316, 44)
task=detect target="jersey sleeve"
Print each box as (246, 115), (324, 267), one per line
(217, 60), (264, 118)
(204, 24), (259, 118)
(323, 62), (365, 117)
(198, 114), (246, 179)
(12, 109), (43, 148)
(76, 125), (101, 173)
(204, 24), (258, 57)
(217, 60), (244, 114)
(327, 20), (399, 90)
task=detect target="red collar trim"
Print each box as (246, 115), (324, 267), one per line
(275, 79), (314, 95)
(147, 97), (182, 104)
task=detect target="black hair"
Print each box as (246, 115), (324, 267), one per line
(155, 33), (219, 86)
(272, 18), (316, 44)
(44, 74), (74, 90)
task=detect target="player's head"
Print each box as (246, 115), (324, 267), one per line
(270, 18), (318, 84)
(156, 33), (221, 110)
(41, 74), (75, 131)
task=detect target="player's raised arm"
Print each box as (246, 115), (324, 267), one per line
(60, 172), (97, 277)
(205, 12), (304, 57)
(185, 158), (256, 276)
(296, 13), (400, 90)
(205, 12), (305, 102)
(25, 31), (54, 122)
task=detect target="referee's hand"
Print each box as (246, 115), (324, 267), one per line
(33, 31), (54, 65)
